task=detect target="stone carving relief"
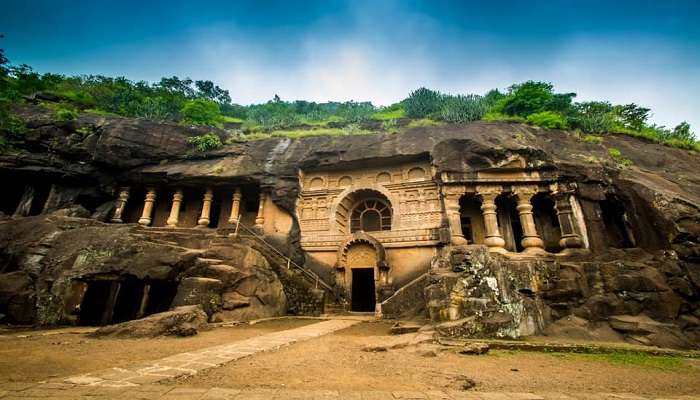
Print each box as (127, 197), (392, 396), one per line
(346, 244), (377, 268)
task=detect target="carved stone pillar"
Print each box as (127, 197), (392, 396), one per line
(553, 185), (584, 250)
(477, 185), (506, 253)
(513, 186), (545, 254)
(111, 187), (130, 223)
(444, 187), (467, 245)
(197, 188), (214, 228)
(255, 192), (266, 230)
(138, 188), (157, 226)
(166, 189), (184, 227)
(228, 188), (242, 224)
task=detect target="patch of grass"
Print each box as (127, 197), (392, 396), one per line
(221, 115), (243, 124)
(482, 111), (527, 123)
(75, 126), (92, 137)
(372, 108), (406, 121)
(406, 118), (443, 128)
(556, 351), (689, 371)
(187, 132), (223, 152)
(608, 147), (633, 167)
(242, 124), (376, 141)
(583, 134), (604, 144)
(84, 108), (121, 117)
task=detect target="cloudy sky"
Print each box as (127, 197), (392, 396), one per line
(2, 0), (699, 129)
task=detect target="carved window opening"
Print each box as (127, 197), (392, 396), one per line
(350, 199), (391, 233)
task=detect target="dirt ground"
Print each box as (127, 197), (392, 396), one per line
(0, 318), (316, 385)
(175, 321), (700, 396)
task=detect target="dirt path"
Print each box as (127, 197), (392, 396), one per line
(175, 321), (700, 396)
(0, 318), (316, 385)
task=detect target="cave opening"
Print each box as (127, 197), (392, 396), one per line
(27, 183), (51, 216)
(351, 268), (376, 312)
(600, 195), (635, 248)
(1, 179), (26, 215)
(532, 193), (563, 253)
(459, 195), (485, 244)
(497, 195), (524, 252)
(77, 278), (179, 326)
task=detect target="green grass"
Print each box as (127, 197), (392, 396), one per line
(608, 147), (634, 167)
(406, 118), (443, 128)
(555, 351), (689, 371)
(220, 115), (243, 124)
(583, 134), (604, 144)
(371, 108), (406, 121)
(242, 125), (376, 141)
(482, 111), (527, 123)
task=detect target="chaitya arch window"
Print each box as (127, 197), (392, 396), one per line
(350, 198), (391, 233)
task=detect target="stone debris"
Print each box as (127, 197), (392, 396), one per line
(459, 342), (490, 355)
(90, 305), (208, 338)
(390, 322), (422, 335)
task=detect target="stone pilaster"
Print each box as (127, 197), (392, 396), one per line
(197, 188), (214, 228)
(513, 185), (545, 254)
(228, 188), (242, 224)
(443, 185), (467, 245)
(477, 185), (506, 253)
(166, 189), (184, 227)
(255, 192), (266, 230)
(138, 188), (157, 226)
(553, 184), (584, 250)
(110, 187), (130, 223)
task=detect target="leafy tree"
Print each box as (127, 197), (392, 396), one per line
(613, 103), (650, 131)
(195, 80), (231, 104)
(571, 101), (615, 133)
(404, 87), (443, 118)
(180, 99), (221, 126)
(668, 121), (694, 141)
(501, 81), (575, 117)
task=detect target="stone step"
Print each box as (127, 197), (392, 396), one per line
(196, 257), (225, 265)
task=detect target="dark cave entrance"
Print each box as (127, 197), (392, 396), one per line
(77, 277), (179, 326)
(1, 178), (26, 215)
(459, 195), (485, 244)
(351, 268), (376, 312)
(497, 195), (524, 252)
(532, 193), (563, 253)
(600, 196), (635, 248)
(78, 280), (114, 326)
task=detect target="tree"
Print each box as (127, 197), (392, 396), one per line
(501, 81), (575, 117)
(180, 99), (221, 126)
(613, 103), (650, 131)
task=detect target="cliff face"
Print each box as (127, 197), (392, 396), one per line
(1, 105), (699, 348)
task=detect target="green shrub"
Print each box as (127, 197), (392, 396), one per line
(501, 81), (575, 117)
(570, 101), (615, 133)
(582, 135), (603, 144)
(526, 111), (568, 129)
(608, 147), (633, 167)
(180, 99), (222, 126)
(439, 94), (488, 122)
(187, 132), (222, 152)
(404, 87), (443, 118)
(55, 104), (79, 121)
(372, 104), (405, 120)
(381, 119), (399, 134)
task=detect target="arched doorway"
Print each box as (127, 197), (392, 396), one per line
(347, 243), (377, 311)
(336, 232), (389, 312)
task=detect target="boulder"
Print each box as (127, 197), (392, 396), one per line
(171, 277), (223, 316)
(221, 291), (251, 310)
(459, 342), (490, 355)
(91, 305), (208, 338)
(0, 271), (36, 324)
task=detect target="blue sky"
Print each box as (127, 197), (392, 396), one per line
(2, 0), (699, 129)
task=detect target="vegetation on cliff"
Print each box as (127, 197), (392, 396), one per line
(0, 43), (697, 152)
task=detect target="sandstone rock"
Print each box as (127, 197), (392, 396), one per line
(171, 277), (223, 316)
(390, 322), (422, 335)
(459, 342), (490, 355)
(90, 305), (208, 338)
(0, 271), (36, 324)
(50, 205), (91, 218)
(221, 291), (251, 310)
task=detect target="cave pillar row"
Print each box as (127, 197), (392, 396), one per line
(228, 188), (242, 224)
(443, 185), (468, 245)
(477, 185), (506, 253)
(513, 185), (546, 254)
(255, 191), (267, 230)
(553, 183), (584, 250)
(197, 188), (214, 227)
(110, 187), (130, 223)
(138, 188), (157, 226)
(166, 189), (184, 227)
